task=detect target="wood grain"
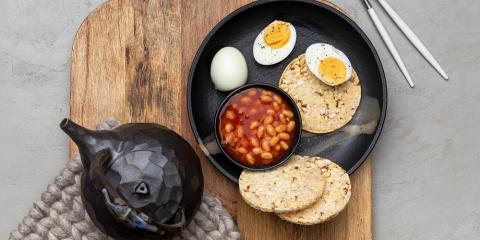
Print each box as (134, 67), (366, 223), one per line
(70, 0), (372, 239)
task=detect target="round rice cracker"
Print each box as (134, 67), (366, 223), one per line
(239, 155), (326, 213)
(277, 158), (351, 225)
(279, 54), (361, 133)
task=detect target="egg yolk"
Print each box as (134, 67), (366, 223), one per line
(263, 21), (291, 49)
(318, 57), (347, 84)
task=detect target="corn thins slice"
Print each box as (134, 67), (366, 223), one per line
(277, 158), (351, 225)
(239, 155), (325, 213)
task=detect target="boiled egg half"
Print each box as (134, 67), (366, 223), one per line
(305, 43), (353, 86)
(253, 20), (296, 65)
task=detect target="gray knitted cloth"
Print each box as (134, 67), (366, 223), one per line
(9, 118), (241, 240)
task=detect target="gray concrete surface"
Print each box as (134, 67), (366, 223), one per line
(1, 0), (479, 239)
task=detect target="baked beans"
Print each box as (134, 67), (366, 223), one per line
(218, 87), (297, 166)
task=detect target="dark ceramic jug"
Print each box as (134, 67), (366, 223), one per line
(60, 118), (204, 240)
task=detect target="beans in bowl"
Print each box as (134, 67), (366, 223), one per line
(218, 88), (297, 166)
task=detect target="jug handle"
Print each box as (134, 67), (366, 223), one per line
(155, 208), (186, 229)
(90, 149), (121, 199)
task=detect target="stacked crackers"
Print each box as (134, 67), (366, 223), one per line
(239, 155), (351, 225)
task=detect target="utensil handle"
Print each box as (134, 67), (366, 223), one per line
(367, 8), (415, 88)
(378, 0), (449, 80)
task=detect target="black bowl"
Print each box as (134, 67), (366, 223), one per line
(187, 0), (387, 183)
(214, 83), (302, 171)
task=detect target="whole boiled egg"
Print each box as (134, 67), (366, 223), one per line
(305, 43), (353, 86)
(210, 47), (248, 91)
(253, 20), (296, 65)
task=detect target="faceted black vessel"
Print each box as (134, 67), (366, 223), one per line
(60, 118), (204, 240)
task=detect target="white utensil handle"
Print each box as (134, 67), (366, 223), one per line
(378, 0), (449, 80)
(368, 8), (415, 88)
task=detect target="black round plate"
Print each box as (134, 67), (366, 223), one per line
(187, 0), (387, 183)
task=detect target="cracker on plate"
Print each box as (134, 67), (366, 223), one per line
(279, 54), (361, 133)
(239, 155), (325, 213)
(277, 158), (351, 225)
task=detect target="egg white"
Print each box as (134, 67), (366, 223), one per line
(305, 43), (353, 86)
(210, 47), (248, 91)
(253, 21), (296, 65)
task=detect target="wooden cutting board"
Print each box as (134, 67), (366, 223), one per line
(69, 0), (372, 239)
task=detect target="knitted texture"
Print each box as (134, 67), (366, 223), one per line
(10, 118), (241, 240)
